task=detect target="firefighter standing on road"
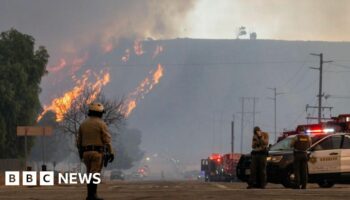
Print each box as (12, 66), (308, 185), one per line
(247, 126), (269, 189)
(290, 134), (312, 189)
(77, 102), (115, 200)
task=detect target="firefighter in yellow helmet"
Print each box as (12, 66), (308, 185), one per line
(77, 102), (114, 200)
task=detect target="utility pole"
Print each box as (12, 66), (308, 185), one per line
(253, 98), (256, 127)
(268, 88), (284, 142)
(231, 115), (235, 153)
(310, 53), (333, 123)
(240, 98), (245, 153)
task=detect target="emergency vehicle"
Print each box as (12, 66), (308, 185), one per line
(237, 128), (350, 188)
(278, 114), (350, 141)
(201, 153), (240, 182)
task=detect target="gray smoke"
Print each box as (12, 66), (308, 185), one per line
(0, 0), (196, 61)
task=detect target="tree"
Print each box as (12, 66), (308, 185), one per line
(0, 29), (48, 158)
(56, 88), (143, 169)
(236, 26), (247, 39)
(107, 126), (145, 170)
(59, 89), (125, 138)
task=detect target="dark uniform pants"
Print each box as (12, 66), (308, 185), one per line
(83, 151), (103, 198)
(293, 151), (308, 188)
(83, 151), (103, 173)
(249, 153), (267, 187)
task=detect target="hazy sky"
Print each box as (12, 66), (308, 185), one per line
(1, 0), (349, 59)
(0, 0), (349, 66)
(185, 0), (350, 41)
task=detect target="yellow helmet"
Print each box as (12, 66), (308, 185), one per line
(89, 102), (104, 112)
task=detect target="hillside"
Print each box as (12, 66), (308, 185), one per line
(43, 38), (350, 165)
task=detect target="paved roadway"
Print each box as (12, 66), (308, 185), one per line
(1, 181), (350, 200)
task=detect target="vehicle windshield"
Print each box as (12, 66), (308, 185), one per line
(270, 134), (326, 151)
(270, 137), (294, 151)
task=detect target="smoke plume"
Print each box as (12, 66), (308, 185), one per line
(0, 0), (196, 62)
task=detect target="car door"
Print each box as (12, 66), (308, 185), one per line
(308, 135), (342, 174)
(340, 135), (350, 173)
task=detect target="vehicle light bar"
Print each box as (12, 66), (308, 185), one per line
(305, 128), (334, 134)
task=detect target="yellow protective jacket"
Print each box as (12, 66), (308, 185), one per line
(77, 116), (113, 153)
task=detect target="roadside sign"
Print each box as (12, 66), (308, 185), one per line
(16, 126), (53, 136)
(16, 126), (53, 169)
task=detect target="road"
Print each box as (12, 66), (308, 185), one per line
(1, 181), (350, 200)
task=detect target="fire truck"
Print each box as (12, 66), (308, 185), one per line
(201, 153), (241, 182)
(278, 114), (350, 141)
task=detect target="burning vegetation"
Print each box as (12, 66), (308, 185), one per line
(37, 69), (110, 122)
(38, 41), (165, 122)
(121, 64), (164, 117)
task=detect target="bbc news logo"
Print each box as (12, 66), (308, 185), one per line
(5, 171), (101, 186)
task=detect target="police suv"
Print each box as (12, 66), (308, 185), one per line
(237, 132), (350, 188)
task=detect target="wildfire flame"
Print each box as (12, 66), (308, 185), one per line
(41, 39), (165, 122)
(47, 53), (89, 75)
(37, 69), (110, 122)
(121, 64), (164, 117)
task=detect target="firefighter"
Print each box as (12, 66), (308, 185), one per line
(290, 134), (312, 189)
(77, 102), (114, 200)
(247, 126), (269, 189)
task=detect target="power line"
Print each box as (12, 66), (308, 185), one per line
(291, 76), (318, 95)
(287, 96), (317, 129)
(109, 60), (318, 68)
(281, 71), (317, 97)
(329, 63), (350, 69)
(280, 56), (309, 88)
(325, 94), (350, 99)
(324, 70), (350, 73)
(283, 66), (311, 93)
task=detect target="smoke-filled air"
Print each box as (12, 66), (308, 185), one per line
(1, 0), (350, 181)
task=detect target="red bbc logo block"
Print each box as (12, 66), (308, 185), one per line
(5, 171), (54, 186)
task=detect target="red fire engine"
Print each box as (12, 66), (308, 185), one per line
(279, 114), (350, 141)
(201, 153), (241, 182)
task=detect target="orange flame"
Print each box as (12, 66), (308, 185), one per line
(37, 69), (110, 122)
(121, 64), (164, 117)
(46, 53), (89, 74)
(134, 40), (144, 56)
